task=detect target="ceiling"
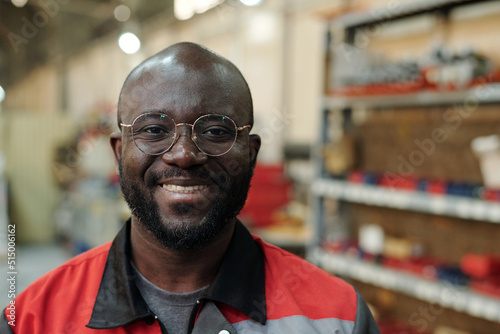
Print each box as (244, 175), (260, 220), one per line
(0, 0), (174, 90)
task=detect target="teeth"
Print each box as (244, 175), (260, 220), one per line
(162, 184), (207, 193)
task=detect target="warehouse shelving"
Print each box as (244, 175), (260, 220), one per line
(332, 0), (490, 29)
(314, 249), (500, 323)
(325, 83), (500, 109)
(311, 179), (500, 223)
(310, 0), (500, 331)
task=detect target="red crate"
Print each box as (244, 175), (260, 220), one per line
(239, 164), (292, 227)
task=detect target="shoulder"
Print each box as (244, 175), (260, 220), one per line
(252, 235), (358, 321)
(2, 243), (113, 333)
(27, 242), (112, 290)
(5, 242), (112, 325)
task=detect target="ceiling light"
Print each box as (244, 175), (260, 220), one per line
(11, 0), (28, 8)
(174, 0), (225, 20)
(240, 0), (262, 6)
(195, 0), (224, 14)
(114, 5), (131, 22)
(118, 32), (141, 54)
(174, 0), (195, 20)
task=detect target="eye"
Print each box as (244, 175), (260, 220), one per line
(200, 126), (237, 140)
(144, 126), (167, 134)
(203, 127), (230, 136)
(134, 125), (172, 139)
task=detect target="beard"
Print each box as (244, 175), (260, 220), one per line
(118, 161), (253, 251)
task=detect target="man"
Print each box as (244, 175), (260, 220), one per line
(2, 42), (379, 333)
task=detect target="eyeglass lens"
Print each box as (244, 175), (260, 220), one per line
(131, 113), (238, 156)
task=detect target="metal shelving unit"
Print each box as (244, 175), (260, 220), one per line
(310, 0), (500, 328)
(312, 179), (500, 223)
(325, 84), (500, 110)
(333, 0), (492, 29)
(314, 249), (500, 323)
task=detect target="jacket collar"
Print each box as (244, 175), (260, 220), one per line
(87, 219), (266, 329)
(203, 220), (266, 324)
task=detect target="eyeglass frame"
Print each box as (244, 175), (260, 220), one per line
(120, 112), (252, 157)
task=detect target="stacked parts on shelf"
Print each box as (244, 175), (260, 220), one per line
(344, 170), (500, 202)
(462, 254), (500, 298)
(329, 47), (500, 97)
(324, 228), (500, 299)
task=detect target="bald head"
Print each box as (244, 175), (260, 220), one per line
(117, 42), (253, 127)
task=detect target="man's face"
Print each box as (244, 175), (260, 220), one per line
(113, 59), (259, 250)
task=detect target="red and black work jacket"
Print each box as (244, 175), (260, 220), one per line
(2, 220), (380, 333)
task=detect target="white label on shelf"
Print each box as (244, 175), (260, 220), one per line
(487, 204), (500, 223)
(430, 197), (447, 214)
(344, 187), (354, 200)
(347, 186), (363, 201)
(442, 283), (473, 313)
(484, 300), (499, 321)
(415, 282), (438, 302)
(375, 270), (389, 288)
(393, 193), (411, 209)
(372, 189), (385, 206)
(379, 271), (398, 290)
(456, 200), (472, 218)
(366, 188), (378, 204)
(451, 292), (468, 313)
(467, 296), (485, 317)
(367, 189), (379, 204)
(388, 192), (400, 207)
(471, 201), (486, 220)
(351, 262), (368, 282)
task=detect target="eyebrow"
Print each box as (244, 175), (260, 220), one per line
(140, 109), (228, 119)
(142, 109), (170, 115)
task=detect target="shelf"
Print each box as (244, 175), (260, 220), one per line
(311, 179), (500, 223)
(333, 0), (490, 29)
(313, 249), (500, 323)
(325, 84), (500, 110)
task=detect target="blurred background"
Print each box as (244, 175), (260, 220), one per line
(1, 0), (500, 333)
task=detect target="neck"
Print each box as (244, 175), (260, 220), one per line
(130, 218), (235, 293)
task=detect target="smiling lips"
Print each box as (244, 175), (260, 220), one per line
(162, 184), (208, 194)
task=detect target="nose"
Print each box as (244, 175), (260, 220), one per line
(161, 125), (208, 168)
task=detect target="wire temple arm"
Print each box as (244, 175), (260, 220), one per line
(238, 125), (252, 131)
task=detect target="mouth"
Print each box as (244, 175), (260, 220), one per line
(162, 184), (209, 194)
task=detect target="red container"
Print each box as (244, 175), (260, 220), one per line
(379, 175), (418, 191)
(347, 170), (364, 184)
(238, 164), (292, 227)
(461, 253), (500, 279)
(482, 188), (500, 202)
(425, 179), (447, 195)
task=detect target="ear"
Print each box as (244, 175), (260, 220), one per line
(110, 132), (122, 166)
(249, 134), (261, 169)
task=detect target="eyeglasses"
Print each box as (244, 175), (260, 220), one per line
(120, 113), (251, 156)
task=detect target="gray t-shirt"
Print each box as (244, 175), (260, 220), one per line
(131, 262), (208, 334)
